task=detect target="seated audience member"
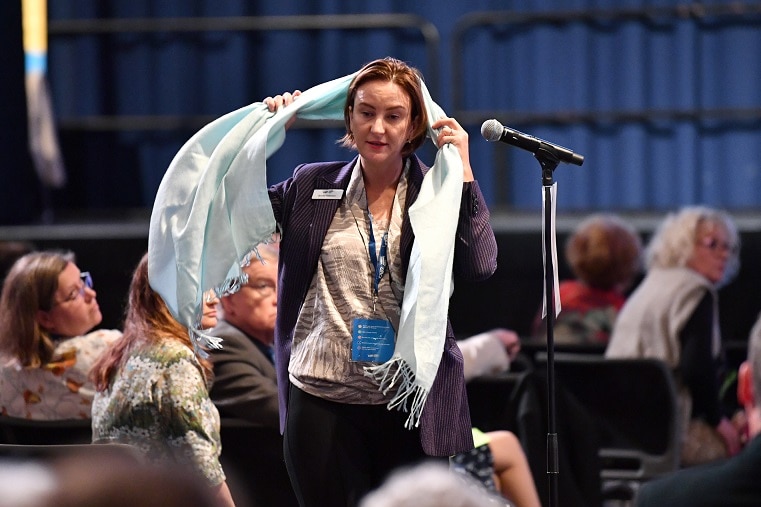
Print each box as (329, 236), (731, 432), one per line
(209, 245), (279, 429)
(634, 312), (761, 507)
(208, 245), (296, 507)
(0, 251), (120, 419)
(606, 206), (743, 466)
(90, 253), (235, 507)
(532, 213), (642, 345)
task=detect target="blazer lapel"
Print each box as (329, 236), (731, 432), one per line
(306, 160), (355, 266)
(401, 156), (425, 276)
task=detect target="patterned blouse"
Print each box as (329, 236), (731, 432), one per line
(289, 159), (407, 404)
(91, 339), (225, 487)
(0, 329), (121, 420)
(532, 280), (626, 345)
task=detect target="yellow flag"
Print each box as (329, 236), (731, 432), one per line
(23, 0), (47, 56)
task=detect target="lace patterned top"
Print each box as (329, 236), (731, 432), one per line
(91, 339), (225, 486)
(0, 329), (121, 419)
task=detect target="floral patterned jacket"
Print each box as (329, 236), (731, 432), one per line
(0, 329), (121, 419)
(91, 339), (225, 486)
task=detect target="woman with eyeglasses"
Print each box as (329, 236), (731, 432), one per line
(606, 206), (745, 466)
(0, 250), (121, 420)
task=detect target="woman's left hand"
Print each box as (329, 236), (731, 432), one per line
(432, 118), (474, 182)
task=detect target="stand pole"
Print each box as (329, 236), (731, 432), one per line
(537, 148), (561, 507)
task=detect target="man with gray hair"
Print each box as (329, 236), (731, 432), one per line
(210, 245), (280, 428)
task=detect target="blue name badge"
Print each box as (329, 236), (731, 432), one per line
(352, 318), (395, 363)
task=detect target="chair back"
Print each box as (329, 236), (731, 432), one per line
(539, 353), (681, 482)
(466, 371), (527, 432)
(0, 416), (92, 445)
(467, 369), (603, 507)
(0, 442), (144, 462)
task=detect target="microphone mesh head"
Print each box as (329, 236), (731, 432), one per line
(480, 119), (503, 142)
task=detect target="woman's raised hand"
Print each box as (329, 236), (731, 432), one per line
(263, 90), (302, 129)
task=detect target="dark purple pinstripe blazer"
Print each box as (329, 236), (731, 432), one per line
(268, 155), (498, 456)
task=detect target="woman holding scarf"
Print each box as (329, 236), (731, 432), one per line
(264, 57), (498, 506)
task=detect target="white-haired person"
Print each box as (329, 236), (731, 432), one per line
(607, 206), (744, 466)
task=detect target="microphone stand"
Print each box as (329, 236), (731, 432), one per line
(536, 147), (560, 507)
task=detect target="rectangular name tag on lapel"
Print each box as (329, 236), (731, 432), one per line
(312, 189), (344, 200)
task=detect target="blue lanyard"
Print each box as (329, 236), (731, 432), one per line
(367, 212), (388, 298)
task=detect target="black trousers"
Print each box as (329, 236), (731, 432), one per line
(283, 384), (443, 507)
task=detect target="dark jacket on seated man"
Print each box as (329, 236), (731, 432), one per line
(635, 437), (761, 507)
(635, 312), (761, 507)
(207, 246), (297, 507)
(209, 318), (278, 429)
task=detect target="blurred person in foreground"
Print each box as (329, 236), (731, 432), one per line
(0, 250), (120, 419)
(606, 206), (744, 466)
(90, 253), (235, 507)
(360, 461), (499, 507)
(0, 445), (217, 507)
(634, 311), (761, 506)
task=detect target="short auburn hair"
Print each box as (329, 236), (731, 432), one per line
(565, 214), (643, 291)
(339, 57), (428, 158)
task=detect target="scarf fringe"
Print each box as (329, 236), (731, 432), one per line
(365, 356), (430, 430)
(211, 232), (282, 299)
(189, 327), (224, 360)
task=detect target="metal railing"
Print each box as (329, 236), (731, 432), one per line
(451, 2), (761, 127)
(48, 13), (440, 132)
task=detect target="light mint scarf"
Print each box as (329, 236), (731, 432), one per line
(148, 70), (463, 429)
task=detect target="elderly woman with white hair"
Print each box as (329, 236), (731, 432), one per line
(606, 205), (744, 467)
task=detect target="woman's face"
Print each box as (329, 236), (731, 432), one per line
(201, 290), (219, 329)
(687, 220), (734, 284)
(37, 262), (102, 337)
(349, 79), (414, 173)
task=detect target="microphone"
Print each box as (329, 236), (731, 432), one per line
(481, 119), (584, 166)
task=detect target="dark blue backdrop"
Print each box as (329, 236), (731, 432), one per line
(5, 0), (761, 222)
